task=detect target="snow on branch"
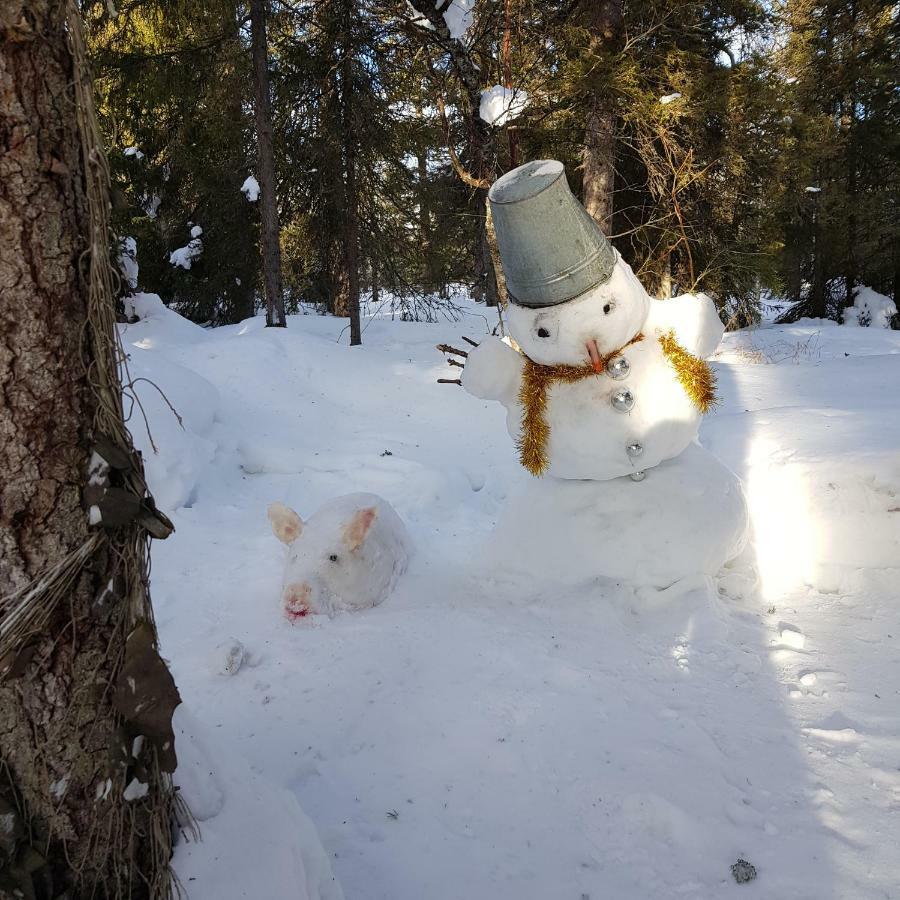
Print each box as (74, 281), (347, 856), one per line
(169, 225), (203, 270)
(241, 176), (260, 202)
(479, 85), (528, 127)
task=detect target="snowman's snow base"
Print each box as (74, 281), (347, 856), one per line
(490, 443), (748, 590)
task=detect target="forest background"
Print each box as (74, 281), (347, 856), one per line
(88, 0), (900, 333)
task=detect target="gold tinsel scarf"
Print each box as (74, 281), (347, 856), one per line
(516, 330), (717, 476)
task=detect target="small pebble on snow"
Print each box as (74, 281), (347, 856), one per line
(731, 858), (757, 884)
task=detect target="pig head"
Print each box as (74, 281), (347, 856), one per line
(268, 493), (410, 620)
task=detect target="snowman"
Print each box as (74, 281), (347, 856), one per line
(449, 160), (749, 588)
(459, 159), (725, 483)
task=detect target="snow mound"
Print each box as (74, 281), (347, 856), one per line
(124, 348), (219, 513)
(843, 285), (897, 328)
(123, 292), (209, 346)
(241, 175), (260, 202)
(119, 297), (219, 513)
(659, 92), (682, 104)
(173, 707), (343, 900)
(488, 443), (748, 589)
(479, 85), (528, 127)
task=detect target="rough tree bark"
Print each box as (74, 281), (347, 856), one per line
(0, 3), (176, 897)
(250, 0), (287, 328)
(579, 0), (624, 235)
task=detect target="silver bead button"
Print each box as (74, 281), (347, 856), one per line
(611, 389), (635, 412)
(626, 441), (643, 458)
(630, 470), (646, 482)
(607, 356), (630, 380)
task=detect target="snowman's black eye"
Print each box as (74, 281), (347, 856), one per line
(329, 554), (339, 563)
(537, 327), (551, 338)
(603, 303), (612, 314)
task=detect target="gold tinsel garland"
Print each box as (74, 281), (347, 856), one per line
(516, 333), (645, 476)
(658, 330), (718, 414)
(516, 331), (718, 477)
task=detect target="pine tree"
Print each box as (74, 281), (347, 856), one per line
(774, 0), (899, 320)
(1, 3), (179, 895)
(89, 0), (259, 324)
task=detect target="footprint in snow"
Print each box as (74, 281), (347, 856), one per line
(775, 623), (806, 650)
(793, 668), (844, 698)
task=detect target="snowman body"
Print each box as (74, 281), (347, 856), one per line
(462, 252), (724, 481)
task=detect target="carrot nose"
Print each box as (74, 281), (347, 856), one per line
(585, 339), (604, 373)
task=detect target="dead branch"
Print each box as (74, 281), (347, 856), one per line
(436, 343), (469, 358)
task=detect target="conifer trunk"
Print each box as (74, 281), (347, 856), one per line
(580, 0), (623, 235)
(842, 0), (858, 312)
(502, 0), (520, 168)
(415, 97), (437, 290)
(250, 0), (287, 327)
(342, 0), (361, 345)
(0, 2), (175, 896)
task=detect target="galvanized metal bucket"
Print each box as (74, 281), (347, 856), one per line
(488, 160), (616, 308)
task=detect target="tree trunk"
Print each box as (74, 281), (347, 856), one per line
(842, 1), (858, 313)
(342, 0), (361, 345)
(485, 202), (507, 306)
(470, 108), (496, 306)
(371, 255), (380, 307)
(809, 200), (827, 318)
(579, 0), (623, 235)
(250, 0), (286, 327)
(658, 253), (672, 299)
(0, 3), (176, 897)
(415, 96), (437, 291)
(502, 0), (520, 168)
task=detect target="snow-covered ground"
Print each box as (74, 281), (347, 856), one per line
(121, 297), (900, 900)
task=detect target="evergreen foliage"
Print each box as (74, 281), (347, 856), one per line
(87, 0), (899, 330)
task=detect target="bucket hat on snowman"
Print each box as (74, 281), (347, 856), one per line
(488, 159), (616, 307)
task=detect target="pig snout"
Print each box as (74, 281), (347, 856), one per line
(283, 582), (312, 621)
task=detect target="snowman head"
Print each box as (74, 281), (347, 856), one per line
(489, 160), (651, 368)
(506, 254), (651, 367)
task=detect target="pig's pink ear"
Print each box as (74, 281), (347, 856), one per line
(268, 502), (304, 544)
(342, 506), (377, 552)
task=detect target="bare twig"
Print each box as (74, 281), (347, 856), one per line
(436, 343), (468, 358)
